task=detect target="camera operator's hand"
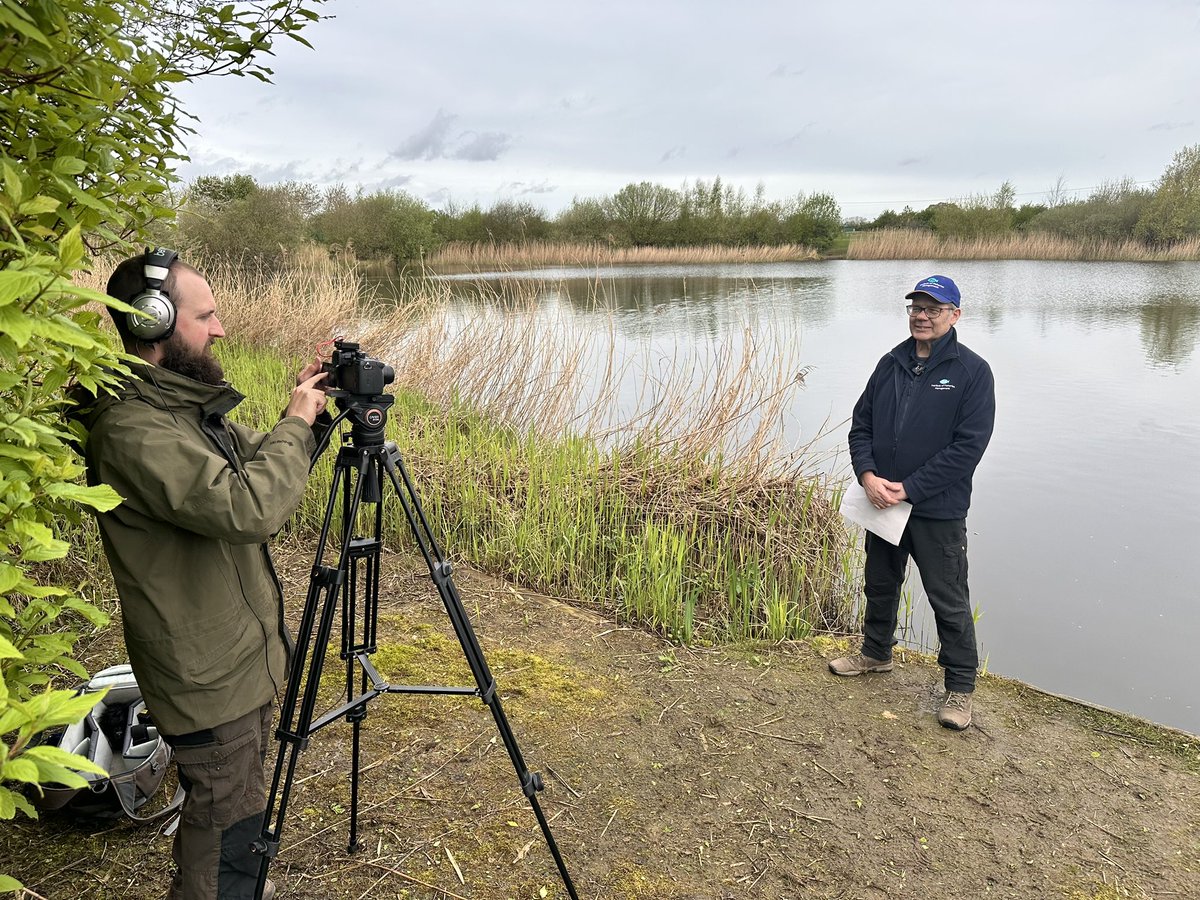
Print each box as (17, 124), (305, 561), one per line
(285, 371), (329, 425)
(296, 358), (329, 390)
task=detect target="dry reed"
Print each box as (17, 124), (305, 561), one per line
(425, 240), (819, 270)
(847, 229), (1200, 261)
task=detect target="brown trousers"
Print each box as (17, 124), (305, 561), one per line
(165, 703), (274, 899)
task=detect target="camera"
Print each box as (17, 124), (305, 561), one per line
(321, 339), (395, 396)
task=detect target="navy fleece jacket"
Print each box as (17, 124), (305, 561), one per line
(848, 328), (995, 520)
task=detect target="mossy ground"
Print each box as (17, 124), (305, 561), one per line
(4, 538), (1198, 899)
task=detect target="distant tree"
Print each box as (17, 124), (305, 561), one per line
(190, 173), (258, 208)
(1012, 203), (1048, 231)
(432, 201), (489, 244)
(867, 205), (932, 231)
(178, 177), (318, 261)
(1031, 178), (1151, 244)
(1044, 174), (1070, 209)
(310, 183), (356, 250)
(781, 192), (842, 250)
(350, 190), (440, 262)
(933, 182), (1015, 239)
(553, 197), (611, 243)
(607, 181), (681, 246)
(1135, 144), (1200, 245)
(481, 199), (551, 243)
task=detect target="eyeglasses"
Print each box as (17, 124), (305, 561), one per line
(905, 305), (953, 319)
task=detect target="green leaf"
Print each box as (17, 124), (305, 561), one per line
(59, 225), (85, 267)
(51, 157), (87, 176)
(0, 562), (19, 593)
(0, 874), (22, 891)
(0, 634), (23, 661)
(23, 690), (107, 732)
(0, 305), (33, 346)
(43, 482), (123, 512)
(17, 196), (60, 217)
(24, 744), (109, 778)
(0, 3), (51, 47)
(0, 269), (46, 307)
(1, 758), (40, 784)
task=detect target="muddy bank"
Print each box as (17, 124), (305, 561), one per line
(5, 542), (1198, 899)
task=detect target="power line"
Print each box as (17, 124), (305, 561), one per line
(838, 179), (1158, 207)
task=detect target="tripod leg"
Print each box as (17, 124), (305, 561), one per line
(382, 449), (580, 900)
(253, 451), (371, 898)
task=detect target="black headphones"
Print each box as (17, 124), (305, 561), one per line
(126, 247), (179, 342)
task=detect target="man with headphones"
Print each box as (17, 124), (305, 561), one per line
(72, 249), (330, 899)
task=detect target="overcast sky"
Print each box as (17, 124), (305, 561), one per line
(174, 0), (1200, 220)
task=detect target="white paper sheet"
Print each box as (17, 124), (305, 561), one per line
(838, 480), (912, 546)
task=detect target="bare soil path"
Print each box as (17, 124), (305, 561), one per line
(5, 542), (1198, 899)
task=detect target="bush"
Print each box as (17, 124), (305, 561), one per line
(0, 1), (324, 891)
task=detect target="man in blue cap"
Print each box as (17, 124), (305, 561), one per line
(831, 275), (995, 730)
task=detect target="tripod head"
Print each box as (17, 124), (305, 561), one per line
(333, 392), (394, 449)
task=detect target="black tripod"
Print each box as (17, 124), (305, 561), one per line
(252, 391), (579, 899)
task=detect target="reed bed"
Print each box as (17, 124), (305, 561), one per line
(425, 240), (819, 271)
(175, 260), (860, 643)
(848, 228), (1200, 261)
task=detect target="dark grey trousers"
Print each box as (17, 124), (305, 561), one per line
(164, 703), (273, 899)
(861, 516), (978, 693)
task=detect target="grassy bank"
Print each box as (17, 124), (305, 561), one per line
(847, 227), (1200, 261)
(218, 340), (856, 643)
(75, 255), (857, 642)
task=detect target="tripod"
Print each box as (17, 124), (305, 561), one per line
(252, 392), (579, 899)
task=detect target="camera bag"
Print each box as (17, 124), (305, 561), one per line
(31, 664), (184, 823)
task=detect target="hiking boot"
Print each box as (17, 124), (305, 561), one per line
(938, 691), (973, 730)
(828, 653), (893, 677)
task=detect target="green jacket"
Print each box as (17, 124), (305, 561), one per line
(74, 364), (320, 735)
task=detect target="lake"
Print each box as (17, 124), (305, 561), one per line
(416, 259), (1200, 735)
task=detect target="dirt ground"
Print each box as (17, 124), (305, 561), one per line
(5, 539), (1199, 900)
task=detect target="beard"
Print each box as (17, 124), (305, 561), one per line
(159, 337), (225, 386)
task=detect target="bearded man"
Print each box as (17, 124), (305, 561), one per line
(73, 249), (330, 899)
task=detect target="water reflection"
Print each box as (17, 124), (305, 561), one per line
(1139, 297), (1200, 368)
(430, 269), (838, 340)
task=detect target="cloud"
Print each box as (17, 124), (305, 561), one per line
(453, 131), (513, 162)
(768, 64), (805, 78)
(1148, 121), (1194, 132)
(391, 110), (513, 162)
(897, 157), (924, 167)
(391, 109), (458, 161)
(376, 174), (415, 190)
(501, 179), (557, 196)
(660, 145), (686, 163)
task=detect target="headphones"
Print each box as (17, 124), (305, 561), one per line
(126, 247), (179, 342)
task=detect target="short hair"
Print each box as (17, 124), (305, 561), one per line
(105, 253), (201, 348)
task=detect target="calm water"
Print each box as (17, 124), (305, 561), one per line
(423, 259), (1200, 734)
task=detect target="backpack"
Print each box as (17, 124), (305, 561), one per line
(31, 664), (184, 823)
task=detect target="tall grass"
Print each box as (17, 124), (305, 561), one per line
(426, 240), (819, 271)
(73, 255), (858, 642)
(848, 228), (1200, 261)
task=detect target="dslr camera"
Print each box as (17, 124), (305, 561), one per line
(321, 339), (395, 396)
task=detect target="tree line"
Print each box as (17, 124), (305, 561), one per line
(169, 143), (1200, 265)
(857, 145), (1200, 247)
(168, 176), (844, 263)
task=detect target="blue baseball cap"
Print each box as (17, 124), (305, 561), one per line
(905, 275), (960, 308)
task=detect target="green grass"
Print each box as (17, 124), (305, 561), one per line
(216, 342), (858, 645)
